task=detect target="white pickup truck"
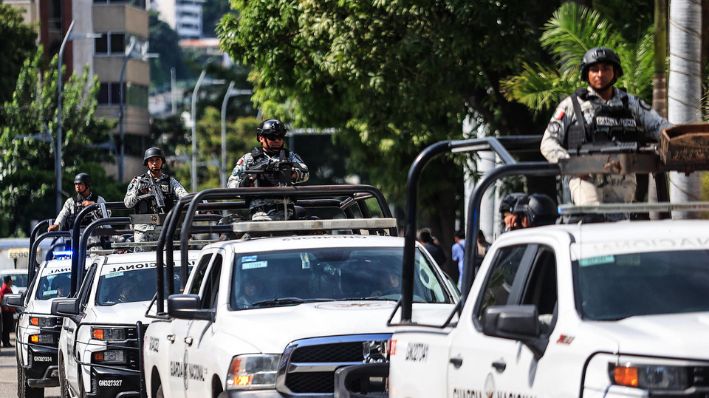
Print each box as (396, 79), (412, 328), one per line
(143, 231), (458, 398)
(386, 220), (709, 397)
(10, 257), (72, 398)
(52, 251), (197, 398)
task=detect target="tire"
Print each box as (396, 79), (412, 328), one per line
(58, 355), (70, 398)
(18, 364), (44, 398)
(156, 384), (164, 398)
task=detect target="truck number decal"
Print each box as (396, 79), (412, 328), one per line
(98, 380), (122, 387)
(149, 337), (159, 353)
(405, 343), (428, 362)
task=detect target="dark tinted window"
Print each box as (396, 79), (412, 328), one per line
(576, 250), (709, 320)
(98, 83), (110, 104)
(110, 33), (125, 53)
(35, 271), (71, 300)
(477, 245), (528, 319)
(95, 34), (108, 54)
(96, 267), (190, 305)
(231, 247), (452, 310)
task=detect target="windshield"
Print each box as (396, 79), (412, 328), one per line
(96, 267), (190, 306)
(231, 247), (453, 310)
(35, 271), (72, 300)
(576, 250), (709, 320)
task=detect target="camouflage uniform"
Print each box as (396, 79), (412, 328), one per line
(54, 192), (107, 230)
(228, 147), (309, 220)
(124, 172), (188, 250)
(541, 87), (671, 205)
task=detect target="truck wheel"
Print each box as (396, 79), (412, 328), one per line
(18, 364), (44, 398)
(58, 356), (69, 398)
(156, 384), (164, 398)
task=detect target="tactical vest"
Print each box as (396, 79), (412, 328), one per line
(135, 173), (176, 214)
(250, 147), (292, 187)
(66, 192), (100, 229)
(565, 88), (644, 152)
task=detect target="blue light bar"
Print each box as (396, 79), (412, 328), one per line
(52, 250), (72, 259)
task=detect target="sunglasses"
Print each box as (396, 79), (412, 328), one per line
(263, 133), (285, 141)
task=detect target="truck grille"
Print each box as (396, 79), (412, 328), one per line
(278, 334), (391, 396)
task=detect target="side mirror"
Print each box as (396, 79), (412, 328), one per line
(482, 305), (547, 357)
(167, 294), (214, 321)
(51, 298), (80, 316)
(4, 293), (25, 310)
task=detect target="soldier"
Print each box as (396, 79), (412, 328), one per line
(48, 173), (106, 232)
(228, 119), (309, 220)
(540, 47), (671, 205)
(124, 147), (188, 247)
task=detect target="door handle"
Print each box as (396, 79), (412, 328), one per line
(449, 356), (463, 369)
(184, 337), (193, 346)
(491, 359), (506, 373)
(166, 334), (175, 343)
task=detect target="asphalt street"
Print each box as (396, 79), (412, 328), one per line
(0, 334), (59, 398)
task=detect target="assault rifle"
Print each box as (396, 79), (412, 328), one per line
(139, 176), (167, 213)
(245, 150), (296, 187)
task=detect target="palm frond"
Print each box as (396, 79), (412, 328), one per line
(541, 2), (624, 74)
(501, 63), (577, 113)
(617, 27), (654, 101)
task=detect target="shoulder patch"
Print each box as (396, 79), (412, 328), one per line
(554, 110), (565, 121)
(237, 158), (244, 165)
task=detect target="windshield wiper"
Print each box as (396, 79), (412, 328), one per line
(250, 297), (333, 308)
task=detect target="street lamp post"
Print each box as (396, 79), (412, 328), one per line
(55, 20), (75, 215)
(219, 82), (252, 187)
(117, 37), (137, 183)
(55, 21), (100, 214)
(190, 69), (224, 191)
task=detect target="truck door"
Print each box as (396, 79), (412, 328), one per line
(167, 251), (214, 398)
(184, 252), (222, 396)
(448, 243), (562, 397)
(446, 244), (537, 397)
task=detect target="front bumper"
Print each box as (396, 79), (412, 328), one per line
(218, 390), (288, 398)
(86, 366), (141, 398)
(25, 345), (59, 388)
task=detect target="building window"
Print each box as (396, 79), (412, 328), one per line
(98, 82), (126, 105)
(111, 33), (125, 53)
(98, 82), (147, 108)
(94, 32), (126, 55)
(95, 34), (108, 54)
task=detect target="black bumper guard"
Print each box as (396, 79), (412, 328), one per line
(73, 321), (148, 398)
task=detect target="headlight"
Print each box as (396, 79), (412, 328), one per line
(611, 364), (690, 390)
(92, 350), (127, 365)
(30, 316), (57, 327)
(226, 354), (280, 390)
(29, 333), (55, 345)
(91, 327), (127, 341)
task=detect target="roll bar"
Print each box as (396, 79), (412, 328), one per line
(398, 136), (539, 323)
(28, 231), (71, 283)
(74, 217), (132, 296)
(152, 185), (394, 315)
(70, 202), (127, 295)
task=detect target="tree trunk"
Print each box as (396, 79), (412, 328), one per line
(668, 0), (703, 218)
(649, 0), (668, 217)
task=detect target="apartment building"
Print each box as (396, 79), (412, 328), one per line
(152, 0), (203, 38)
(6, 0), (151, 182)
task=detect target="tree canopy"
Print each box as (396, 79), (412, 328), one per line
(218, 0), (560, 240)
(0, 49), (122, 236)
(0, 4), (37, 104)
(501, 2), (654, 113)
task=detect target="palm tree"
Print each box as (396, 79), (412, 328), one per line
(501, 2), (654, 114)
